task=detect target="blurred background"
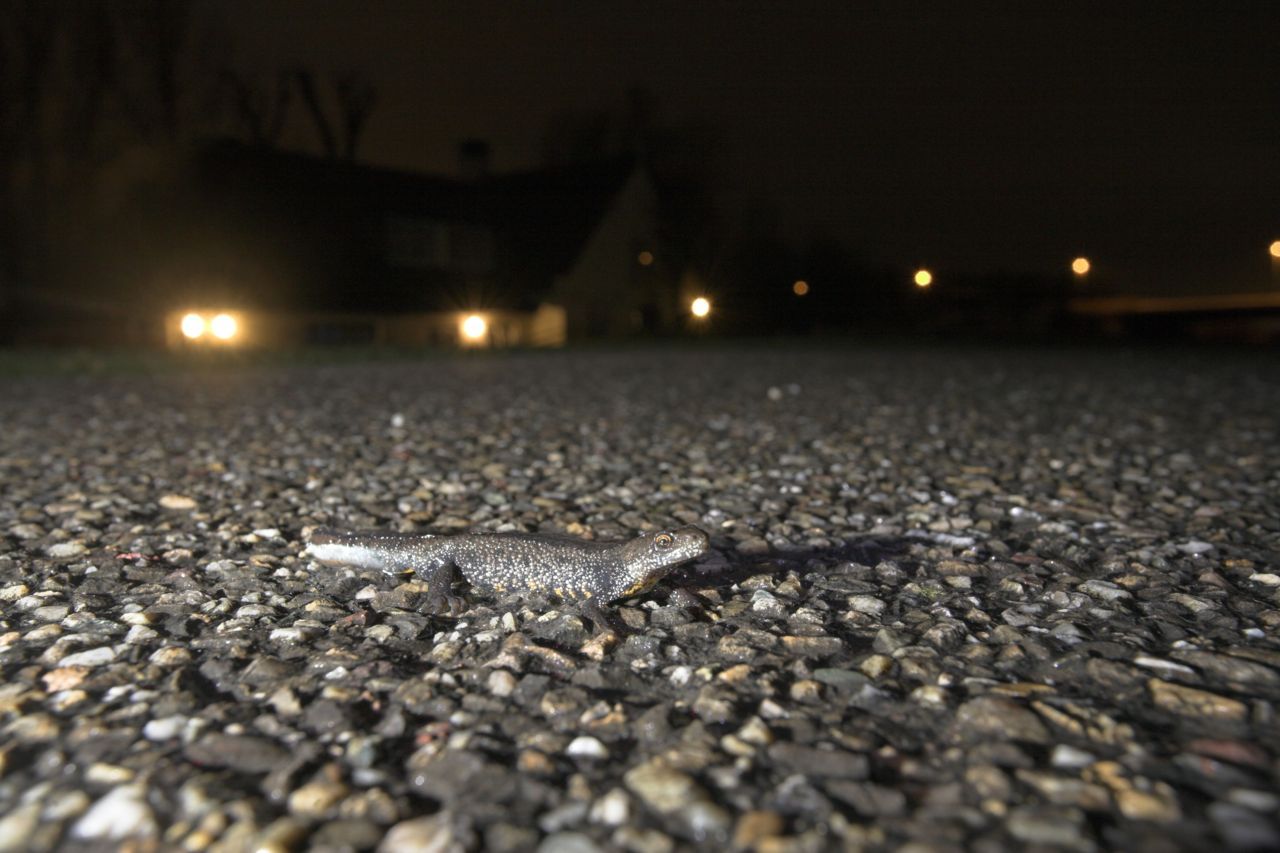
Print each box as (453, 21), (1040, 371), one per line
(1, 0), (1277, 350)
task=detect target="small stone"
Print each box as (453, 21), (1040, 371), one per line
(538, 832), (602, 853)
(59, 646), (117, 668)
(0, 584), (30, 603)
(951, 696), (1050, 744)
(185, 734), (290, 774)
(781, 635), (843, 657)
(789, 679), (824, 703)
(1078, 580), (1131, 602)
(847, 595), (886, 616)
(589, 788), (631, 826)
(143, 715), (187, 742)
(732, 811), (784, 848)
(1051, 744), (1096, 769)
(159, 494), (198, 511)
(910, 685), (948, 706)
(1114, 786), (1181, 822)
(42, 666), (89, 692)
(859, 655), (893, 678)
(768, 743), (868, 779)
(1227, 789), (1280, 812)
(1209, 803), (1280, 852)
(489, 670), (517, 698)
(1247, 573), (1280, 586)
(288, 778), (348, 818)
(625, 761), (702, 815)
(149, 646), (193, 666)
(46, 541), (87, 559)
(311, 820), (384, 851)
(1177, 540), (1214, 555)
(0, 803), (41, 851)
(1148, 679), (1247, 721)
(1005, 805), (1087, 848)
(566, 736), (608, 759)
(33, 604), (70, 622)
(268, 687), (302, 717)
(379, 812), (474, 853)
(70, 785), (157, 841)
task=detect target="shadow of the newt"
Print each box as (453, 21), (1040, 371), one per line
(669, 535), (912, 592)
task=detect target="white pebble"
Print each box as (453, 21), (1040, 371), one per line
(70, 785), (156, 841)
(143, 715), (187, 742)
(1178, 540), (1214, 555)
(589, 788), (631, 825)
(566, 736), (608, 759)
(1051, 744), (1096, 769)
(59, 647), (117, 668)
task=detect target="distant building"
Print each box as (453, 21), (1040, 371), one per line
(157, 140), (677, 348)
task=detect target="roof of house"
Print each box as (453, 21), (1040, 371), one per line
(189, 141), (639, 312)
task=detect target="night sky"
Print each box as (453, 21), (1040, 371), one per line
(211, 0), (1279, 294)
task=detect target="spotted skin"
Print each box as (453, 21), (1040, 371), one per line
(304, 526), (710, 622)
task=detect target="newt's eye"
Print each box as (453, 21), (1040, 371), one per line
(655, 532), (675, 549)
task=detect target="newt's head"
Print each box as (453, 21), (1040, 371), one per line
(615, 526), (710, 599)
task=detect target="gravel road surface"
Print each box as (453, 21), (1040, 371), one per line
(1, 344), (1278, 851)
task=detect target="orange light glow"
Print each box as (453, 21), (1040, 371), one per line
(1270, 240), (1280, 259)
(690, 296), (711, 318)
(792, 280), (809, 296)
(914, 269), (932, 288)
(460, 314), (487, 341)
(180, 313), (206, 339)
(637, 250), (654, 266)
(1072, 257), (1091, 276)
(210, 313), (238, 340)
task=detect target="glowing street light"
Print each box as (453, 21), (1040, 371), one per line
(913, 269), (933, 288)
(792, 280), (809, 296)
(460, 314), (488, 341)
(690, 296), (711, 318)
(1270, 240), (1280, 259)
(180, 313), (206, 339)
(637, 250), (654, 267)
(210, 313), (238, 340)
(1072, 257), (1091, 276)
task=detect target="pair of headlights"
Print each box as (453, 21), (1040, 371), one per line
(180, 312), (238, 341)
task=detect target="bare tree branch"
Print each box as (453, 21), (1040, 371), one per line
(335, 73), (376, 160)
(294, 67), (336, 158)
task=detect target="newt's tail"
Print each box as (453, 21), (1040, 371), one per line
(303, 527), (433, 573)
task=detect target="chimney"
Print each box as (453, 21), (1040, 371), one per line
(458, 139), (490, 180)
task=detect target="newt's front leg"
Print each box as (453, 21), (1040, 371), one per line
(580, 597), (625, 637)
(420, 561), (465, 616)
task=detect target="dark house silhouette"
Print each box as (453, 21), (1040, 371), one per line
(163, 140), (675, 347)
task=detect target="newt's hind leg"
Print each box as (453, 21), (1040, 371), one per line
(419, 561), (465, 616)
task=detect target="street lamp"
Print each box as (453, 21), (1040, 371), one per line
(690, 296), (711, 318)
(913, 269), (933, 288)
(1072, 257), (1091, 276)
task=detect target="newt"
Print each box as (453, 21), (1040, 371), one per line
(304, 525), (710, 630)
